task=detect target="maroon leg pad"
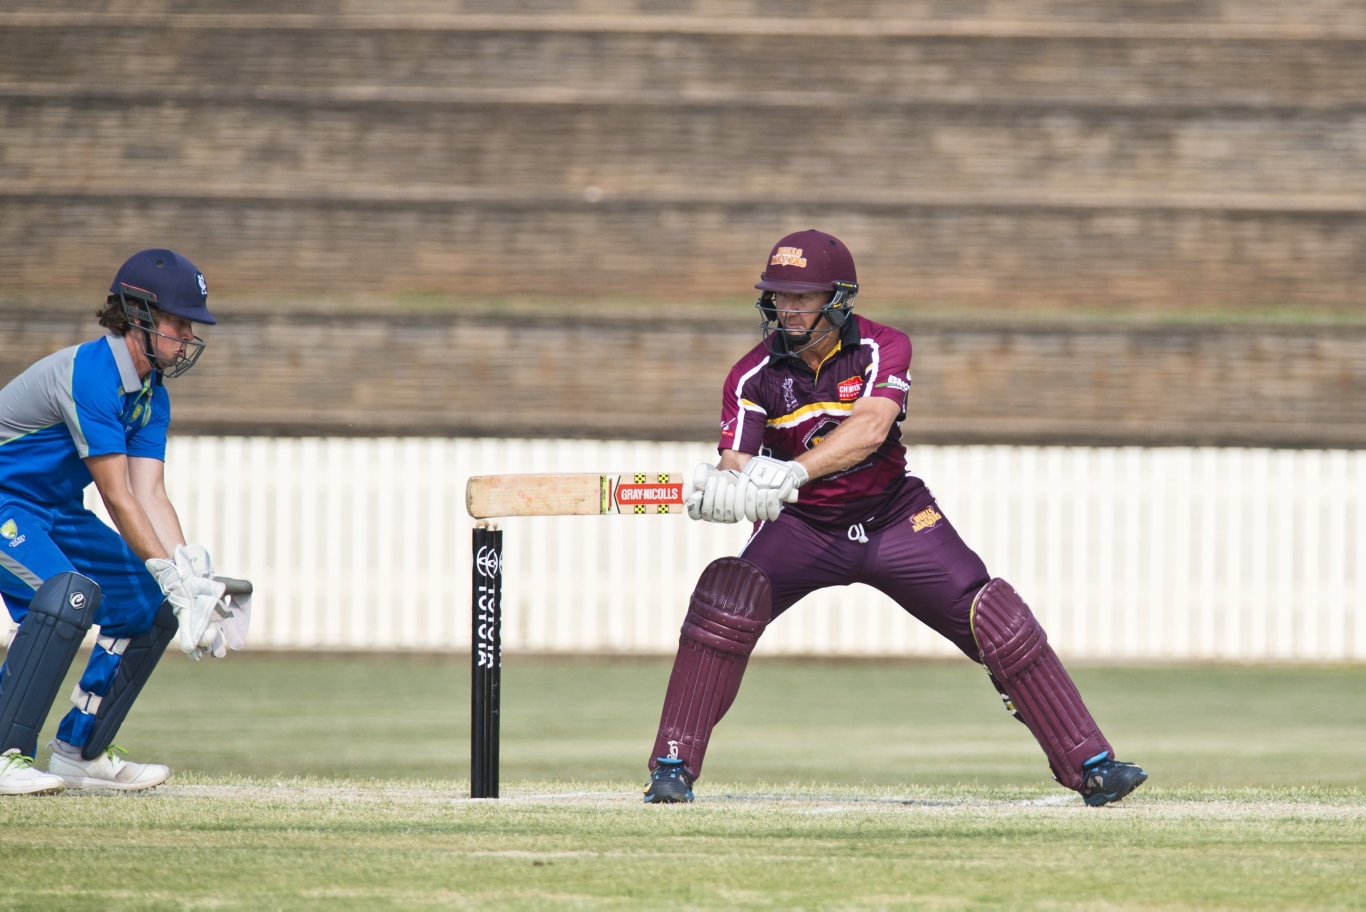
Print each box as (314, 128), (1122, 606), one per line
(971, 578), (1112, 791)
(649, 558), (772, 780)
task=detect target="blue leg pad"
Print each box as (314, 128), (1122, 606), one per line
(79, 599), (177, 759)
(0, 573), (100, 757)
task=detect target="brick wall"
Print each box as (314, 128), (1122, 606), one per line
(1, 2), (1361, 446)
(9, 307), (1363, 448)
(0, 5), (1361, 313)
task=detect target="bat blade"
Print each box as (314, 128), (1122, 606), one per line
(466, 472), (686, 518)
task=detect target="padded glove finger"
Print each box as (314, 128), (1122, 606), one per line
(686, 463), (716, 521)
(742, 455), (809, 503)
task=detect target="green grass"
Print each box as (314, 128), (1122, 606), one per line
(1, 654), (1363, 910)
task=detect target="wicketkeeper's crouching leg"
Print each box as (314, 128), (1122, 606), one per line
(644, 557), (771, 803)
(971, 578), (1148, 806)
(0, 572), (100, 759)
(41, 598), (178, 791)
(56, 598), (178, 759)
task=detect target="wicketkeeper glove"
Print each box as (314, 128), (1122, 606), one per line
(146, 547), (229, 660)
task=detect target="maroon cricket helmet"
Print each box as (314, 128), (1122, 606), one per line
(754, 229), (858, 294)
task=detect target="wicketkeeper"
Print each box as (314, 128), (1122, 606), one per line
(0, 249), (250, 795)
(643, 229), (1147, 807)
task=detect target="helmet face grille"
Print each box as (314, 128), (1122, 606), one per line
(117, 291), (208, 379)
(754, 279), (858, 358)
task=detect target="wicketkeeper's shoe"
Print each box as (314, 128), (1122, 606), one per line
(643, 757), (694, 804)
(0, 748), (66, 795)
(1080, 753), (1148, 807)
(45, 740), (171, 792)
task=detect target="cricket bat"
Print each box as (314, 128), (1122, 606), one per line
(215, 576), (254, 597)
(466, 472), (686, 518)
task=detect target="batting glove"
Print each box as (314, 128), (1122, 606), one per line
(685, 463), (746, 523)
(743, 453), (803, 510)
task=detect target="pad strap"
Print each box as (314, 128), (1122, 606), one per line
(65, 600), (178, 759)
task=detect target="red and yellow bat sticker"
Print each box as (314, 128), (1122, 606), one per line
(611, 473), (684, 514)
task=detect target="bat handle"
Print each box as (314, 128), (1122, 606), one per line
(214, 575), (254, 596)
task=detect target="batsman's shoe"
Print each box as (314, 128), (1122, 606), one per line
(1080, 753), (1148, 807)
(0, 748), (66, 795)
(46, 740), (171, 792)
(643, 757), (695, 804)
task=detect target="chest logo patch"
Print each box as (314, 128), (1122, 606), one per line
(803, 419), (841, 451)
(837, 376), (864, 401)
(1, 519), (24, 548)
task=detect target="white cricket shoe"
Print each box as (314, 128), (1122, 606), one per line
(45, 740), (171, 791)
(0, 747), (66, 795)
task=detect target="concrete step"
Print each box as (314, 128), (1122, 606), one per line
(8, 306), (1364, 448)
(2, 93), (1362, 202)
(1, 7), (1359, 315)
(1, 21), (1362, 107)
(2, 194), (1360, 313)
(5, 0), (1365, 26)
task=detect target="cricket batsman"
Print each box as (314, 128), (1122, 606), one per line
(643, 229), (1148, 807)
(0, 248), (249, 795)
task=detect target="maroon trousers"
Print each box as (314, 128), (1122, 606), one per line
(650, 496), (1115, 792)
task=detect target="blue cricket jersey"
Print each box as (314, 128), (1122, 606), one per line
(0, 335), (170, 507)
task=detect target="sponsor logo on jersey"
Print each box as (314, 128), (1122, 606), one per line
(838, 376), (864, 401)
(769, 246), (807, 269)
(910, 506), (943, 532)
(877, 374), (911, 393)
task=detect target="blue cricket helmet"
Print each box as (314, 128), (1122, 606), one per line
(109, 249), (214, 325)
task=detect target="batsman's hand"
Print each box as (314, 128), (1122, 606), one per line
(740, 455), (808, 521)
(146, 550), (228, 660)
(685, 463), (745, 523)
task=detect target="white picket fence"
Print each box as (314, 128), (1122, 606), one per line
(85, 437), (1364, 662)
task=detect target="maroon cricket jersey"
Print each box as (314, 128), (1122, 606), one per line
(716, 314), (929, 530)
